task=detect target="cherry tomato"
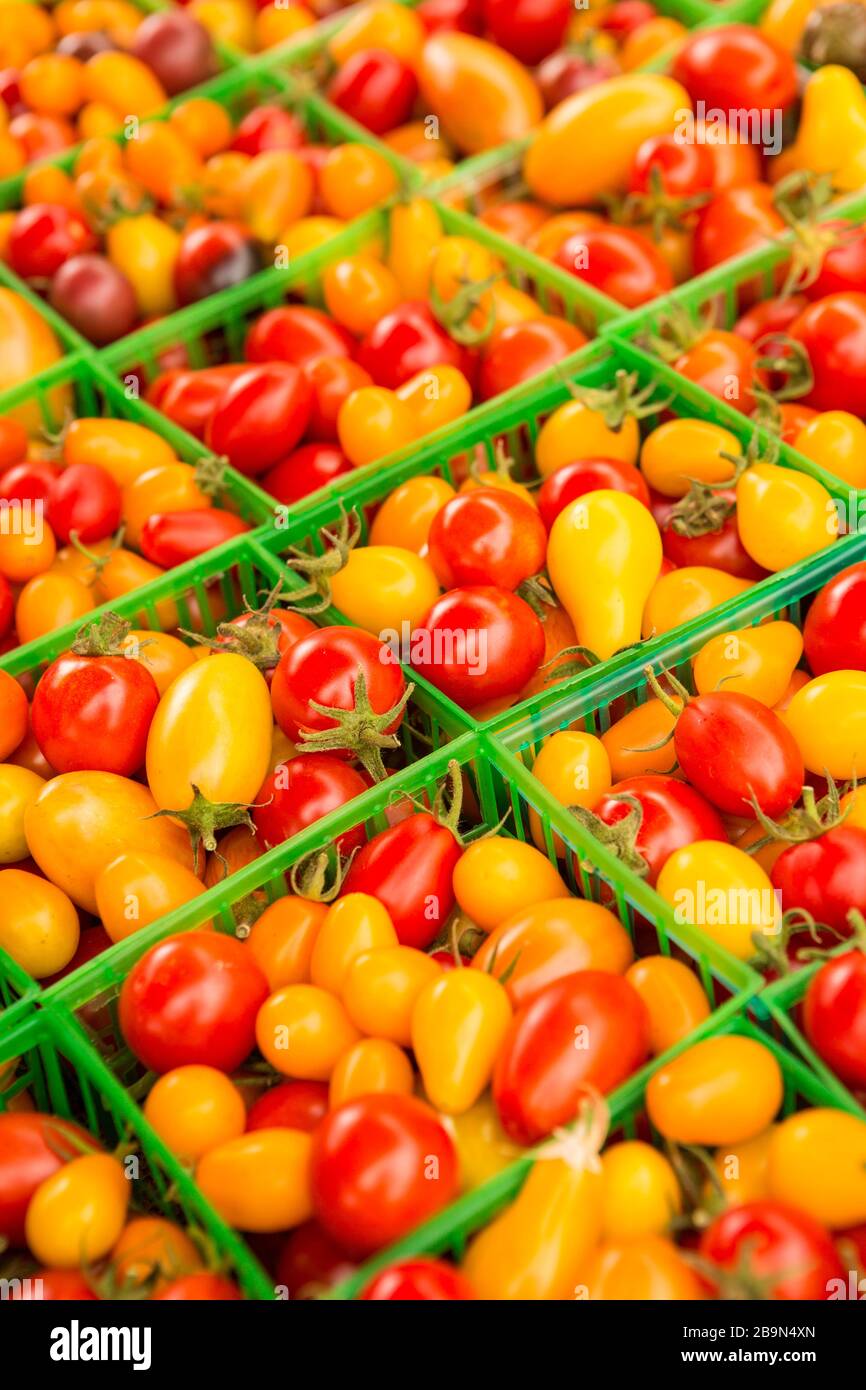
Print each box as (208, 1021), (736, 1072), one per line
(694, 185), (787, 276)
(479, 317), (587, 400)
(411, 585), (545, 708)
(48, 462), (121, 544)
(328, 50), (417, 135)
(537, 457), (650, 529)
(245, 305), (355, 368)
(205, 363), (312, 476)
(8, 202), (95, 279)
(231, 105), (305, 155)
(630, 134), (715, 199)
(700, 1201), (843, 1300)
(361, 1258), (476, 1300)
(772, 828), (866, 934)
(789, 293), (866, 415)
(674, 691), (804, 819)
(803, 561), (866, 675)
(263, 443), (354, 505)
(275, 1221), (357, 1300)
(0, 1112), (99, 1246)
(428, 487), (546, 590)
(246, 1081), (330, 1134)
(154, 1274), (242, 1301)
(484, 0), (570, 64)
(556, 225), (674, 308)
(343, 807), (462, 949)
(174, 222), (261, 306)
(139, 508), (249, 567)
(148, 365), (247, 440)
(31, 642), (159, 777)
(671, 24), (798, 112)
(253, 754), (368, 854)
(591, 774), (728, 886)
(357, 300), (475, 390)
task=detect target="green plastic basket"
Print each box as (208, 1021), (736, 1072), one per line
(762, 972), (866, 1116)
(491, 528), (866, 992)
(325, 1008), (836, 1298)
(0, 1003), (275, 1299)
(0, 530), (472, 1010)
(256, 336), (852, 730)
(40, 730), (759, 1299)
(98, 197), (616, 502)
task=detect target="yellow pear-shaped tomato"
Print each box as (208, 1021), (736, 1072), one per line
(692, 620), (804, 706)
(196, 1128), (313, 1233)
(145, 653), (272, 812)
(25, 771), (195, 913)
(412, 970), (512, 1114)
(529, 731), (611, 854)
(524, 74), (690, 206)
(768, 1108), (866, 1228)
(601, 1143), (682, 1241)
(642, 567), (753, 640)
(772, 65), (866, 191)
(369, 475), (455, 552)
(452, 835), (568, 932)
(0, 868), (79, 978)
(781, 670), (866, 779)
(794, 410), (866, 488)
(0, 289), (69, 431)
(581, 1235), (703, 1300)
(473, 899), (632, 1010)
(418, 33), (543, 154)
(711, 1128), (774, 1206)
(462, 1155), (603, 1299)
(442, 1093), (522, 1192)
(329, 1037), (414, 1108)
(310, 893), (398, 996)
(549, 491), (662, 660)
(639, 419), (739, 498)
(656, 840), (781, 961)
(94, 850), (207, 943)
(646, 1035), (783, 1146)
(26, 1154), (129, 1268)
(329, 545), (440, 635)
(736, 462), (837, 572)
(536, 399), (640, 477)
(624, 956), (711, 1056)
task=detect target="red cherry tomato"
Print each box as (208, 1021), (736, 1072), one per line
(592, 775), (728, 886)
(8, 203), (96, 279)
(147, 365), (247, 440)
(672, 24), (798, 112)
(0, 1113), (100, 1246)
(231, 105), (305, 154)
(410, 585), (545, 708)
(538, 457), (650, 529)
(48, 462), (121, 544)
(694, 186), (787, 277)
(427, 486), (547, 590)
(205, 363), (312, 475)
(275, 1221), (357, 1300)
(479, 317), (587, 400)
(246, 1081), (330, 1133)
(270, 625), (406, 751)
(357, 301), (475, 390)
(139, 508), (250, 567)
(700, 1201), (843, 1300)
(650, 488), (768, 581)
(306, 356), (373, 440)
(734, 294), (809, 344)
(174, 222), (261, 307)
(327, 50), (418, 135)
(361, 1258), (477, 1300)
(772, 828), (866, 935)
(253, 753), (369, 854)
(0, 458), (59, 506)
(555, 226), (674, 308)
(343, 808), (462, 949)
(154, 1274), (242, 1300)
(674, 692), (804, 820)
(484, 0), (571, 64)
(244, 305), (356, 369)
(804, 943), (866, 1089)
(12, 1270), (99, 1300)
(630, 134), (715, 199)
(119, 933), (269, 1074)
(263, 443), (354, 505)
(803, 561), (866, 675)
(31, 648), (159, 776)
(310, 1093), (459, 1255)
(789, 292), (866, 416)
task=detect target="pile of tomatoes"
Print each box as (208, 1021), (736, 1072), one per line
(0, 4), (220, 172)
(0, 96), (404, 345)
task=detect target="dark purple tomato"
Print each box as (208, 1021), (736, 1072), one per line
(49, 254), (138, 344)
(131, 12), (216, 95)
(56, 31), (116, 62)
(174, 223), (261, 306)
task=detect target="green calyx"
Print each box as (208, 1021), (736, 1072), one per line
(561, 368), (670, 431)
(568, 794), (650, 879)
(194, 454), (228, 499)
(297, 669), (415, 783)
(71, 610), (134, 658)
(149, 786), (259, 874)
(282, 510), (361, 615)
(429, 273), (501, 346)
(744, 774), (851, 854)
(180, 580), (287, 671)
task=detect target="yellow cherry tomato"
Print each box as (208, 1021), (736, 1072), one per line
(245, 895), (327, 990)
(337, 386), (418, 468)
(642, 567), (753, 640)
(189, 0), (254, 49)
(712, 1128), (774, 1206)
(0, 867), (79, 977)
(106, 215), (180, 318)
(121, 463), (211, 548)
(473, 898), (633, 1009)
(768, 1108), (866, 1228)
(369, 475), (456, 552)
(624, 956), (711, 1056)
(26, 1154), (129, 1269)
(323, 255), (402, 337)
(621, 16), (688, 69)
(120, 629), (195, 696)
(462, 1153), (603, 1299)
(329, 1037), (414, 1108)
(341, 946), (440, 1046)
(0, 520), (56, 583)
(0, 764), (44, 863)
(145, 654), (272, 813)
(529, 731), (611, 853)
(124, 121), (202, 205)
(63, 417), (176, 485)
(387, 198), (443, 300)
(582, 1235), (703, 1300)
(144, 1065), (246, 1162)
(310, 892), (398, 996)
(840, 784), (866, 831)
(239, 150), (313, 243)
(329, 546), (441, 634)
(601, 1142), (682, 1241)
(602, 697), (681, 780)
(419, 32), (543, 154)
(196, 1129), (312, 1232)
(640, 419), (739, 497)
(255, 2), (315, 50)
(452, 835), (568, 932)
(396, 364), (473, 435)
(94, 850), (207, 943)
(442, 1094), (522, 1192)
(429, 234), (501, 304)
(692, 620), (804, 706)
(256, 984), (361, 1079)
(782, 670), (866, 779)
(524, 74), (690, 205)
(169, 97), (233, 159)
(656, 840), (781, 961)
(82, 51), (166, 114)
(329, 1), (425, 68)
(97, 549), (178, 627)
(24, 771), (195, 914)
(320, 144), (398, 221)
(281, 216), (345, 263)
(646, 1034), (783, 1145)
(412, 969), (512, 1114)
(736, 462), (837, 572)
(794, 410), (866, 487)
(550, 491), (662, 660)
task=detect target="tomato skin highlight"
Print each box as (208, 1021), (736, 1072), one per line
(119, 933), (269, 1075)
(803, 562), (866, 675)
(139, 508), (250, 567)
